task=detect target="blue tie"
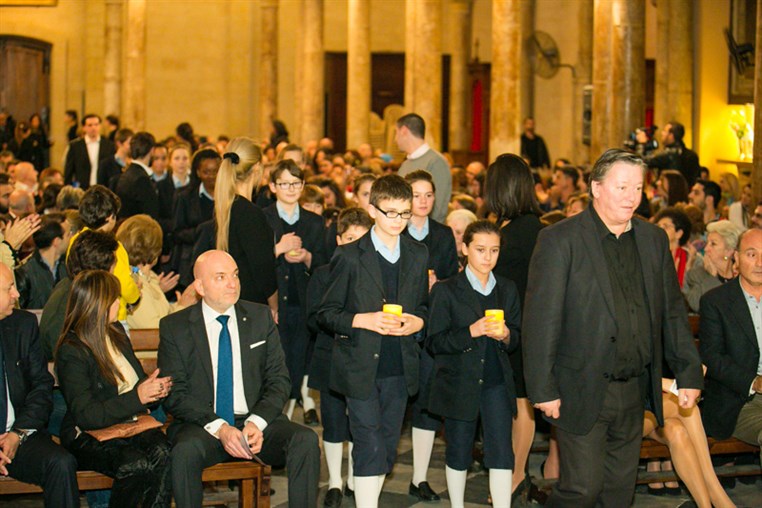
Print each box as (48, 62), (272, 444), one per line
(216, 315), (235, 426)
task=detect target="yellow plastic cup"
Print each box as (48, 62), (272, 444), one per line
(383, 304), (403, 317)
(485, 309), (504, 335)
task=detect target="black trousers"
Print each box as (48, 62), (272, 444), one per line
(549, 377), (644, 508)
(278, 304), (309, 400)
(168, 414), (320, 508)
(6, 431), (79, 508)
(346, 375), (408, 476)
(411, 347), (442, 431)
(68, 428), (171, 508)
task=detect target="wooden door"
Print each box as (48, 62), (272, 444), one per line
(0, 36), (52, 128)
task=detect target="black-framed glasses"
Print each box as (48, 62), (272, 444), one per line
(274, 181), (304, 190)
(375, 206), (412, 220)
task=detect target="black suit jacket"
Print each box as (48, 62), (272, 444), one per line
(523, 207), (704, 434)
(426, 272), (520, 420)
(172, 185), (214, 286)
(306, 265), (333, 391)
(116, 163), (160, 220)
(56, 331), (150, 447)
(97, 156), (124, 188)
(318, 233), (429, 400)
(158, 300), (290, 428)
(402, 218), (459, 280)
(0, 310), (53, 431)
(699, 278), (760, 439)
(64, 137), (115, 189)
(262, 205), (328, 310)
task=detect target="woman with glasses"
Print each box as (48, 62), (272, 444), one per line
(214, 137), (278, 313)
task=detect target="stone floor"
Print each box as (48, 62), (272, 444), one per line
(1, 405), (760, 507)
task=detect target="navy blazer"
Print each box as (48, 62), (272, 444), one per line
(116, 163), (160, 220)
(158, 300), (290, 428)
(318, 233), (429, 400)
(306, 265), (333, 391)
(426, 272), (520, 420)
(402, 218), (459, 280)
(699, 278), (760, 439)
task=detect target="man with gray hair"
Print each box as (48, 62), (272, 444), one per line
(523, 149), (704, 506)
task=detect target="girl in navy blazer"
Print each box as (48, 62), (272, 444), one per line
(426, 220), (521, 508)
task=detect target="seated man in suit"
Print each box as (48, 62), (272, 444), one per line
(0, 262), (79, 507)
(700, 228), (762, 461)
(158, 250), (320, 508)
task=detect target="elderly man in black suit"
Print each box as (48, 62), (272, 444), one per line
(700, 228), (762, 460)
(523, 149), (704, 507)
(158, 250), (320, 508)
(64, 114), (115, 189)
(115, 131), (160, 220)
(0, 262), (79, 507)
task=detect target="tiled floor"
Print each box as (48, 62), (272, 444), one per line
(1, 405), (759, 507)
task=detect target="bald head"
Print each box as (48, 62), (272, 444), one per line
(0, 263), (19, 319)
(193, 250), (240, 312)
(14, 162), (37, 188)
(9, 189), (34, 216)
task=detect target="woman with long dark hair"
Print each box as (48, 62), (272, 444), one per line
(484, 153), (544, 502)
(56, 270), (172, 508)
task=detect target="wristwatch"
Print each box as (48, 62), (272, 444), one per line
(11, 428), (29, 445)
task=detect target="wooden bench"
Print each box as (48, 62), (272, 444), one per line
(23, 328), (272, 507)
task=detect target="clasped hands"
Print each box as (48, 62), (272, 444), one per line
(353, 311), (424, 336)
(469, 316), (510, 342)
(218, 422), (263, 459)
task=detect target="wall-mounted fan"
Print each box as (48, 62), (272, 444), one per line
(530, 31), (575, 79)
(724, 27), (754, 75)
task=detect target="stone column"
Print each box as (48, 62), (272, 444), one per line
(448, 0), (472, 152)
(655, 0), (693, 145)
(103, 0), (123, 119)
(405, 0), (443, 150)
(573, 0), (593, 164)
(591, 0), (645, 157)
(490, 0), (523, 159)
(753, 0), (762, 201)
(123, 0), (147, 131)
(300, 0), (324, 145)
(259, 0), (278, 142)
(346, 0), (371, 150)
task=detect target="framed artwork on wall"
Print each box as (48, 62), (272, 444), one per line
(0, 0), (57, 5)
(727, 0), (756, 104)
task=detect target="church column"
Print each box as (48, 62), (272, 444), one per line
(123, 0), (147, 131)
(591, 0), (645, 157)
(103, 0), (123, 118)
(259, 0), (278, 142)
(448, 0), (472, 152)
(752, 0), (762, 201)
(299, 0), (324, 145)
(346, 0), (371, 150)
(404, 0), (443, 150)
(573, 0), (593, 164)
(490, 0), (523, 159)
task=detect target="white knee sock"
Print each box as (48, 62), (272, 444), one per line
(301, 376), (316, 411)
(377, 474), (386, 497)
(411, 427), (436, 486)
(353, 476), (380, 508)
(323, 441), (344, 490)
(347, 442), (355, 491)
(489, 469), (513, 508)
(285, 398), (296, 420)
(445, 466), (468, 508)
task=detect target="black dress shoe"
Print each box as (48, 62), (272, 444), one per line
(408, 481), (440, 501)
(324, 487), (343, 507)
(303, 409), (319, 426)
(343, 486), (354, 498)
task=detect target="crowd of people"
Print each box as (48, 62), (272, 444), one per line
(0, 109), (759, 508)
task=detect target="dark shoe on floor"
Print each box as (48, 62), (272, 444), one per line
(408, 481), (441, 501)
(303, 409), (319, 426)
(663, 485), (682, 496)
(719, 476), (736, 489)
(647, 485), (666, 496)
(343, 486), (354, 498)
(324, 487), (343, 507)
(512, 476), (530, 504)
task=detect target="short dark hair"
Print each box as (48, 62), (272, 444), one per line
(191, 148), (221, 175)
(589, 149), (646, 198)
(67, 230), (118, 276)
(271, 159), (304, 182)
(485, 153), (542, 221)
(105, 114), (120, 128)
(668, 121), (685, 143)
(114, 128), (134, 145)
(403, 169), (436, 192)
(337, 207), (374, 235)
(556, 166), (579, 187)
(32, 213), (65, 250)
(299, 184), (325, 206)
(695, 179), (721, 208)
(79, 185), (121, 229)
(65, 110), (78, 122)
(129, 131), (155, 159)
(463, 220), (501, 246)
(653, 207), (692, 247)
(38, 183), (62, 214)
(396, 113), (425, 139)
(354, 173), (377, 191)
(370, 174), (412, 208)
(81, 113), (100, 126)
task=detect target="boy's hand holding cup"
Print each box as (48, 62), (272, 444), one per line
(484, 309), (509, 342)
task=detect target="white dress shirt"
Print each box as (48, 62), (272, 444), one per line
(86, 136), (101, 187)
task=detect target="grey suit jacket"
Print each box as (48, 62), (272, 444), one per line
(523, 207), (704, 434)
(158, 300), (290, 428)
